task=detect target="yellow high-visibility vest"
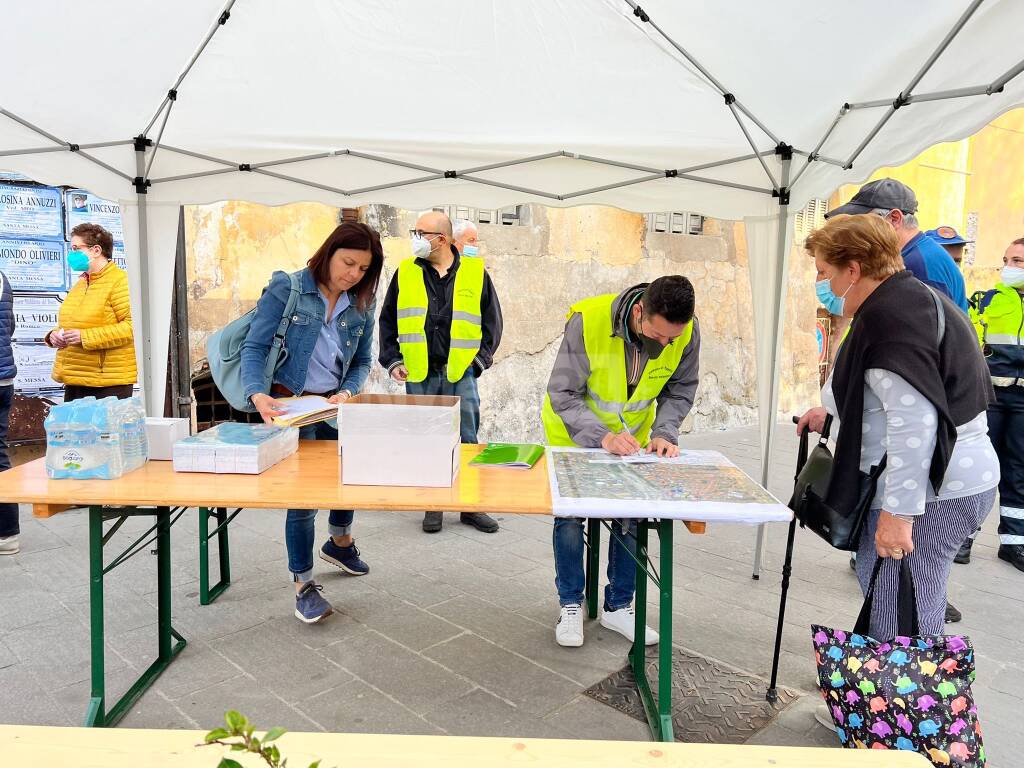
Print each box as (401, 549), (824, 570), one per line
(541, 293), (692, 447)
(396, 257), (485, 383)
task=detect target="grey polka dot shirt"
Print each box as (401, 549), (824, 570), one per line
(823, 368), (999, 514)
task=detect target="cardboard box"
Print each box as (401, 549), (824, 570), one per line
(145, 417), (190, 461)
(339, 394), (461, 487)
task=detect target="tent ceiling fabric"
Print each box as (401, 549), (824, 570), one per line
(3, 0), (1022, 218)
(2, 0), (1023, 487)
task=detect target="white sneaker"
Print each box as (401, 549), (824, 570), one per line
(600, 604), (658, 645)
(814, 702), (836, 731)
(0, 535), (18, 555)
(555, 604), (584, 647)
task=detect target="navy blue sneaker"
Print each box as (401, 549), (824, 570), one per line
(319, 539), (370, 575)
(294, 582), (332, 624)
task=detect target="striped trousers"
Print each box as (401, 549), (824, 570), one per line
(855, 488), (997, 639)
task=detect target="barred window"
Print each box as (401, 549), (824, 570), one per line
(646, 211), (704, 235)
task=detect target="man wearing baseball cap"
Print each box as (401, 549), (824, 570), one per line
(826, 178), (968, 312)
(926, 226), (973, 267)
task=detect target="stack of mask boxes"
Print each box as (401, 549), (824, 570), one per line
(173, 422), (298, 474)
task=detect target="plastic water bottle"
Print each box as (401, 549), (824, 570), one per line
(133, 398), (149, 465)
(91, 397), (123, 480)
(65, 397), (97, 479)
(118, 397), (148, 473)
(45, 402), (73, 479)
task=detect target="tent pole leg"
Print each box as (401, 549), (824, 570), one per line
(752, 524), (766, 579)
(134, 138), (154, 415)
(752, 150), (793, 579)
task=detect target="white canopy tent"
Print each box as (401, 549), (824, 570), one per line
(4, 0), (1023, 571)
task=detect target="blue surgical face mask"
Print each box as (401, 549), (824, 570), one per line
(815, 276), (854, 316)
(462, 244), (479, 257)
(67, 248), (91, 272)
(1001, 266), (1024, 288)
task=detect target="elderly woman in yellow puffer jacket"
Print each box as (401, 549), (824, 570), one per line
(45, 223), (137, 401)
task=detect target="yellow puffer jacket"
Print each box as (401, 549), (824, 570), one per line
(48, 261), (137, 386)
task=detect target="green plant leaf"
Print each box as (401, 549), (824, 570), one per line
(264, 727), (287, 742)
(308, 761), (321, 768)
(267, 745), (281, 764)
(230, 744), (248, 752)
(225, 710), (246, 732)
(205, 728), (230, 742)
(217, 759), (244, 768)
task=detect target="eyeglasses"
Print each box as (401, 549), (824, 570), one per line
(409, 229), (443, 238)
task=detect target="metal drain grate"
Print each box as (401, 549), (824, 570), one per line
(584, 646), (799, 743)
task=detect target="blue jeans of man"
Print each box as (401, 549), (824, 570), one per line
(553, 517), (638, 610)
(286, 421), (352, 581)
(405, 367), (480, 443)
(0, 384), (18, 538)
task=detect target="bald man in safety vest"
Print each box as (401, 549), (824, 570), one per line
(542, 276), (700, 647)
(378, 211), (504, 534)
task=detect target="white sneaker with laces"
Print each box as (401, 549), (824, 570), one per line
(600, 604), (658, 645)
(555, 604), (584, 647)
(0, 535), (19, 555)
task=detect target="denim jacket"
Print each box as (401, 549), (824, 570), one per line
(240, 268), (374, 402)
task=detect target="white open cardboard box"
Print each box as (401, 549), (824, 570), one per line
(339, 394), (461, 487)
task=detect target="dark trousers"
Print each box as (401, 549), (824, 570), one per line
(0, 384), (18, 537)
(988, 389), (1024, 546)
(64, 384), (135, 402)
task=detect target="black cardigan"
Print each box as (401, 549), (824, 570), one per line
(827, 270), (993, 511)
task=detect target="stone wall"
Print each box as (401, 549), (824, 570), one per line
(184, 202), (821, 442)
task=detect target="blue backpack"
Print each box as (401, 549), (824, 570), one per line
(206, 272), (301, 412)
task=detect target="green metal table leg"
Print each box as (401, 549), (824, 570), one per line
(199, 506), (233, 605)
(585, 518), (600, 619)
(84, 506), (187, 727)
(630, 518), (675, 743)
(656, 519), (675, 741)
(631, 520), (649, 674)
(86, 506), (106, 726)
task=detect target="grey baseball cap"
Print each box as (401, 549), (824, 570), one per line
(825, 178), (918, 218)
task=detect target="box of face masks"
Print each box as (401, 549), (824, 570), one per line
(173, 422), (299, 474)
(339, 394), (461, 487)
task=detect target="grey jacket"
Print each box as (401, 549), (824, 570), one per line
(546, 284), (700, 447)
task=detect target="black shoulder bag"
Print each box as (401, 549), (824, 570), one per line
(789, 287), (946, 551)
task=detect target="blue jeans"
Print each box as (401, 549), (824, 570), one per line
(0, 385), (17, 538)
(553, 517), (637, 610)
(405, 367), (480, 443)
(286, 421), (353, 581)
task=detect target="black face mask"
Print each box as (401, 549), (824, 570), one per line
(640, 334), (667, 359)
(636, 305), (668, 359)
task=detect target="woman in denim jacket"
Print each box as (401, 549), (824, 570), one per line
(241, 222), (383, 624)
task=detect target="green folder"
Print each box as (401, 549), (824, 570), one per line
(469, 443), (545, 469)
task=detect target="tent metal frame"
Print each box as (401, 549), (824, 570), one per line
(1, 0), (1022, 720)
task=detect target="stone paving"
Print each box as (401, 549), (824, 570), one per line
(0, 425), (1020, 764)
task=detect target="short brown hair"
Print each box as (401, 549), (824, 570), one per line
(307, 222), (384, 312)
(804, 214), (903, 280)
(70, 223), (114, 259)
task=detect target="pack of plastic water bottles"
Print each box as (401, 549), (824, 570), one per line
(44, 396), (149, 480)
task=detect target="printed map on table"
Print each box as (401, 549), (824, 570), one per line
(546, 447), (791, 524)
